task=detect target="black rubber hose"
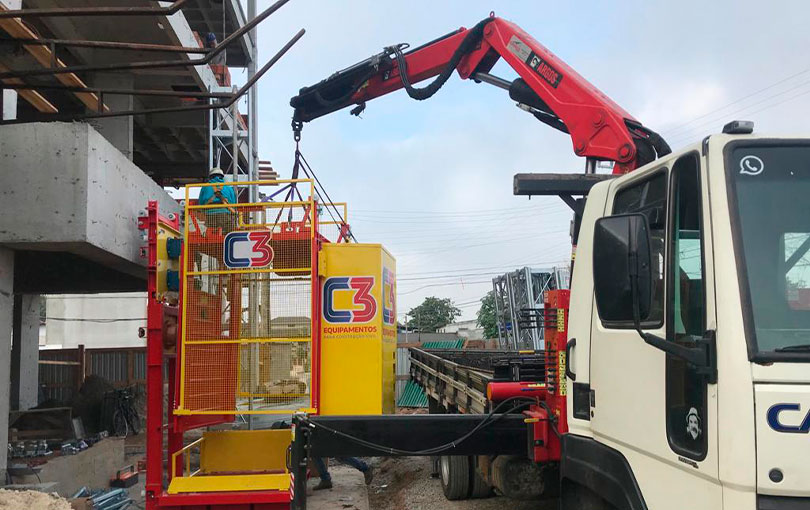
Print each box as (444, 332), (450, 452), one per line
(305, 396), (534, 457)
(393, 17), (494, 101)
(646, 128), (672, 157)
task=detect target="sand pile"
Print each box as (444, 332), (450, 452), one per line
(0, 489), (72, 510)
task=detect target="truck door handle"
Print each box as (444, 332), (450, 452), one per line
(565, 338), (576, 382)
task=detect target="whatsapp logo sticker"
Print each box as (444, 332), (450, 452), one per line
(740, 155), (764, 176)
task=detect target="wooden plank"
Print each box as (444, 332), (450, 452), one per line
(396, 342), (423, 348)
(76, 344), (86, 391)
(0, 5), (106, 112)
(0, 62), (57, 113)
(9, 406), (72, 418)
(13, 428), (65, 439)
(38, 360), (81, 366)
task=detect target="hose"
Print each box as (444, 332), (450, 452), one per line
(392, 17), (493, 101)
(304, 396), (535, 456)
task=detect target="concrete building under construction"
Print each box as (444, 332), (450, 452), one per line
(0, 0), (279, 478)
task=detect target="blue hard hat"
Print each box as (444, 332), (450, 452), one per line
(206, 32), (217, 43)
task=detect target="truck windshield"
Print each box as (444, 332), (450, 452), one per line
(728, 142), (810, 361)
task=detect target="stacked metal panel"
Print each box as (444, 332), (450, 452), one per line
(492, 267), (569, 350)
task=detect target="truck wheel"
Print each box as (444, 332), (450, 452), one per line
(469, 457), (493, 499)
(439, 455), (471, 500)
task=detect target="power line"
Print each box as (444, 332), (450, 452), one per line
(399, 271), (506, 282)
(399, 280), (493, 295)
(349, 211), (561, 225)
(352, 203), (561, 215)
(362, 220), (568, 240)
(383, 231), (569, 252)
(667, 81), (810, 147)
(394, 229), (569, 257)
(661, 67), (810, 138)
(398, 260), (559, 277)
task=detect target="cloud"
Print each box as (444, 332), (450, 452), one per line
(247, 0), (810, 320)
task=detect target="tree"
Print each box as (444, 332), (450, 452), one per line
(476, 290), (498, 339)
(406, 297), (461, 333)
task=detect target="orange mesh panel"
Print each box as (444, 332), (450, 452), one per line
(184, 343), (239, 411)
(179, 180), (319, 415)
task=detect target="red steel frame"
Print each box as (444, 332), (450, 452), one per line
(310, 200), (322, 412)
(484, 289), (570, 463)
(293, 16), (662, 174)
(142, 199), (322, 510)
(525, 289), (570, 463)
(356, 18), (639, 171)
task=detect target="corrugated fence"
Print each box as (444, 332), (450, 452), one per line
(41, 337), (463, 407)
(39, 347), (146, 403)
(395, 334), (464, 407)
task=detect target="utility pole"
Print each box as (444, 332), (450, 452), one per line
(248, 0), (258, 202)
(246, 0), (258, 430)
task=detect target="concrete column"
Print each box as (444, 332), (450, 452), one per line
(89, 74), (134, 159)
(11, 294), (40, 410)
(0, 247), (14, 477)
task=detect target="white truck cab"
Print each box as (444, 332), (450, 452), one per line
(565, 127), (810, 510)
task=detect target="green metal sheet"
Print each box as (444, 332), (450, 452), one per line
(421, 340), (464, 349)
(396, 380), (428, 408)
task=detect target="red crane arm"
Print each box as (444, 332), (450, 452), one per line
(290, 16), (669, 173)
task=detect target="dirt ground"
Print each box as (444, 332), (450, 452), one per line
(367, 457), (555, 510)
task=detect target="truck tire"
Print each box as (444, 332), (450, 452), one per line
(439, 455), (471, 500)
(469, 457), (493, 499)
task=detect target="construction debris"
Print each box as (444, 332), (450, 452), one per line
(71, 488), (131, 510)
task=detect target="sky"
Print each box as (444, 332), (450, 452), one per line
(233, 0), (810, 322)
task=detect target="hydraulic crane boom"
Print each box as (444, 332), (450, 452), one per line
(290, 15), (670, 174)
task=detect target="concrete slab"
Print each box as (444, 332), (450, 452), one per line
(307, 464), (370, 510)
(0, 122), (180, 293)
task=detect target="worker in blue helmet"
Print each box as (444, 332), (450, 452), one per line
(198, 167), (236, 234)
(206, 32), (227, 66)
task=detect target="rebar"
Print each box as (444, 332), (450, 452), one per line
(0, 0), (189, 18)
(0, 0), (291, 80)
(0, 28), (306, 124)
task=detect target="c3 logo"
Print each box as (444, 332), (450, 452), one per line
(223, 230), (274, 268)
(323, 276), (377, 323)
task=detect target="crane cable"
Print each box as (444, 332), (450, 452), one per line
(291, 142), (357, 243)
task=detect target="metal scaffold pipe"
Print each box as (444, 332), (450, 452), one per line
(0, 28), (306, 124)
(0, 0), (292, 80)
(0, 0), (189, 18)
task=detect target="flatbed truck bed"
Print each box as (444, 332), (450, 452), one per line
(408, 348), (546, 414)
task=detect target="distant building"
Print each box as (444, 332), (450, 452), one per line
(439, 320), (484, 341)
(43, 293), (146, 349)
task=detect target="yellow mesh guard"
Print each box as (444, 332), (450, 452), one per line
(178, 179), (318, 415)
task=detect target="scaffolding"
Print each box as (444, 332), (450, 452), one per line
(209, 85), (253, 188)
(493, 267), (569, 350)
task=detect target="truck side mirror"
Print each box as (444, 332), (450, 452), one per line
(593, 214), (717, 382)
(593, 214), (653, 324)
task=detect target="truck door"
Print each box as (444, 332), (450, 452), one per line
(588, 152), (721, 509)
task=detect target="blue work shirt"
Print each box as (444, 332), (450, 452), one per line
(198, 176), (236, 214)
